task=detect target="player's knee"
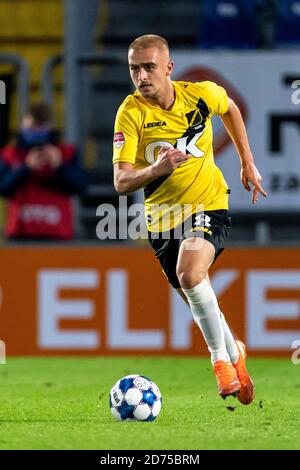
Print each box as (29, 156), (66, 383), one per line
(176, 268), (206, 290)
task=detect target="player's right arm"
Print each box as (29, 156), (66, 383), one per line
(114, 161), (156, 193)
(113, 99), (189, 194)
(114, 148), (189, 194)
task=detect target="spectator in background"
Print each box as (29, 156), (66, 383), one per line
(0, 103), (86, 240)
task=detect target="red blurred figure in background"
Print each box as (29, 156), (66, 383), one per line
(0, 103), (86, 240)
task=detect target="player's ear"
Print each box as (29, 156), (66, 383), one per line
(166, 60), (174, 77)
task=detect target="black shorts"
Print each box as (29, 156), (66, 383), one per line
(148, 209), (231, 289)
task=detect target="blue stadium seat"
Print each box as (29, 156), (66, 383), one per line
(274, 0), (300, 46)
(198, 0), (259, 48)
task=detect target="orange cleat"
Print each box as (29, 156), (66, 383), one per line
(233, 340), (255, 405)
(213, 360), (241, 398)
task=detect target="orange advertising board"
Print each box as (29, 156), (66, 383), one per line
(0, 246), (299, 356)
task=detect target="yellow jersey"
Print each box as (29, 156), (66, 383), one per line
(113, 80), (230, 232)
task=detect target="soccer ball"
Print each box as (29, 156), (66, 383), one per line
(109, 374), (162, 421)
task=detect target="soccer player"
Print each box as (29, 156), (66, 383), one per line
(113, 35), (267, 404)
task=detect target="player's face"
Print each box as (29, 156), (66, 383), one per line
(128, 47), (173, 100)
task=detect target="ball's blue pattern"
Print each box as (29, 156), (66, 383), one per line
(118, 402), (135, 420)
(142, 389), (156, 406)
(119, 377), (134, 394)
(110, 375), (161, 422)
(145, 414), (156, 422)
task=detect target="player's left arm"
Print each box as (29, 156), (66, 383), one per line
(221, 98), (267, 204)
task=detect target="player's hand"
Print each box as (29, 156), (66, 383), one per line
(241, 162), (267, 204)
(152, 146), (191, 176)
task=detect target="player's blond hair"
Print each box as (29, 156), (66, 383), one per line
(128, 35), (170, 54)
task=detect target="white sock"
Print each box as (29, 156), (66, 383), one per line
(219, 312), (239, 364)
(183, 279), (230, 364)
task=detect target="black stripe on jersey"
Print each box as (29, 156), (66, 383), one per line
(182, 98), (210, 137)
(144, 174), (171, 200)
(143, 98), (210, 200)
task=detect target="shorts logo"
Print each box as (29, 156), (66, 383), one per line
(114, 131), (125, 149)
(195, 214), (211, 228)
(191, 226), (212, 236)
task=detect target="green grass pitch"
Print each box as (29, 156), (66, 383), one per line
(0, 357), (299, 450)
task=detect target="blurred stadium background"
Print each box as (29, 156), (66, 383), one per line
(0, 0), (300, 450)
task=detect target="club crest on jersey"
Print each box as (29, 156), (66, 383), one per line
(185, 109), (203, 129)
(185, 98), (210, 132)
(114, 131), (125, 148)
(144, 121), (166, 128)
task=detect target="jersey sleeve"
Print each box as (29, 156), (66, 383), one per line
(112, 100), (139, 165)
(197, 81), (229, 116)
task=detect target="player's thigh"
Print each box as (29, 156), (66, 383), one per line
(176, 238), (215, 286)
